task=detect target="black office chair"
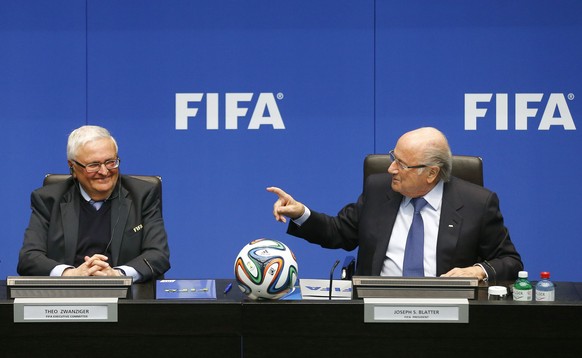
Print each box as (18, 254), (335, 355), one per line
(341, 154), (484, 280)
(43, 174), (163, 210)
(363, 154), (483, 187)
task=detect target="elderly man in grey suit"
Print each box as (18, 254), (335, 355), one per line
(18, 125), (170, 282)
(268, 127), (522, 282)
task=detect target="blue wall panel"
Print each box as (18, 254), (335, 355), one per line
(0, 1), (86, 279)
(375, 0), (582, 281)
(85, 0), (374, 279)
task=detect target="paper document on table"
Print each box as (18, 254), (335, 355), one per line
(299, 279), (352, 300)
(156, 279), (216, 299)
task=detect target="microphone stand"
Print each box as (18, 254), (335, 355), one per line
(329, 260), (340, 300)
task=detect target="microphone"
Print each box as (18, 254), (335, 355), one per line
(329, 259), (340, 300)
(480, 228), (508, 285)
(143, 258), (156, 296)
(341, 256), (356, 280)
(144, 258), (155, 278)
(103, 178), (123, 256)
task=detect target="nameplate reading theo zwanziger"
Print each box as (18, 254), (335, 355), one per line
(13, 298), (118, 323)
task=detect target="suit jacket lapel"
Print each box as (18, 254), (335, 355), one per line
(61, 186), (80, 264)
(371, 187), (402, 275)
(110, 184), (131, 266)
(436, 179), (464, 275)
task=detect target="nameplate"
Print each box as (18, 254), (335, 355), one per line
(364, 298), (468, 323)
(13, 298), (118, 323)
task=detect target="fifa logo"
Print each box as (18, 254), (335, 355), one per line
(464, 93), (576, 130)
(175, 92), (286, 130)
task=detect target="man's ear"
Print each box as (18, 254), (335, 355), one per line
(68, 161), (75, 177)
(426, 166), (440, 184)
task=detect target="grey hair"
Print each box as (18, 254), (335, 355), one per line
(421, 140), (452, 182)
(67, 125), (118, 160)
(425, 145), (453, 182)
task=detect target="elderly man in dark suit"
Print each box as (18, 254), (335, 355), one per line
(268, 127), (522, 282)
(18, 125), (170, 282)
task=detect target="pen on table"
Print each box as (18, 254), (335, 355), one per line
(224, 283), (233, 294)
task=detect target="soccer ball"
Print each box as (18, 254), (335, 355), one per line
(234, 239), (298, 300)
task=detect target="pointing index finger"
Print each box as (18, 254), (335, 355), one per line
(266, 186), (286, 198)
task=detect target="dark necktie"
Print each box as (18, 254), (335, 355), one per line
(402, 197), (428, 277)
(89, 199), (103, 211)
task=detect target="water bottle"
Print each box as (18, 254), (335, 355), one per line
(513, 271), (532, 301)
(535, 271), (555, 302)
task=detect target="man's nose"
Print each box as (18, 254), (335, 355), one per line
(388, 161), (398, 174)
(97, 163), (110, 175)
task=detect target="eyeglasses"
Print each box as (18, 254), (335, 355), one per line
(72, 158), (121, 173)
(388, 150), (428, 170)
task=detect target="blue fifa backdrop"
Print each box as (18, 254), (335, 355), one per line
(1, 1), (580, 282)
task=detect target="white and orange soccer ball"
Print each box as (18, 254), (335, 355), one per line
(234, 239), (298, 300)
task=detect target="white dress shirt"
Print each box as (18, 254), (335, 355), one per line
(380, 180), (444, 277)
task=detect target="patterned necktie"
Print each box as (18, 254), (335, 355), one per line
(402, 197), (428, 277)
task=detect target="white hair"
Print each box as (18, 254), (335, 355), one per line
(67, 125), (118, 160)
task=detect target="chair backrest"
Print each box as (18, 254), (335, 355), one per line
(363, 154), (484, 187)
(43, 174), (163, 209)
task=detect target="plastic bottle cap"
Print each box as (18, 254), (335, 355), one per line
(488, 286), (508, 296)
(540, 271), (550, 279)
(518, 271), (528, 278)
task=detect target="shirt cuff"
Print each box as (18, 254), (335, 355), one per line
(292, 206), (311, 226)
(115, 265), (142, 282)
(51, 264), (74, 277)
